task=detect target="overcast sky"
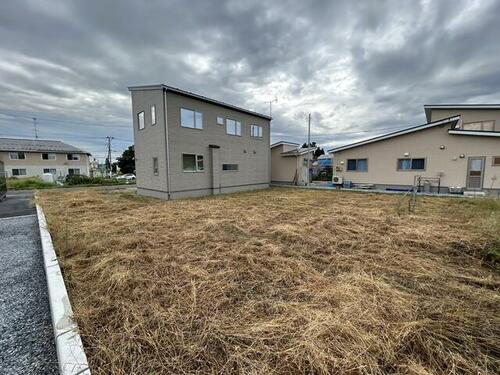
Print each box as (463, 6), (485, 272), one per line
(1, 0), (499, 161)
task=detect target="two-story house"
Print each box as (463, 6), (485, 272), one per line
(328, 105), (500, 194)
(128, 84), (271, 199)
(0, 138), (91, 179)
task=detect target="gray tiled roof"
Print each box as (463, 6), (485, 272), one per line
(0, 138), (89, 154)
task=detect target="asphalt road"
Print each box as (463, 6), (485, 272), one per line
(0, 191), (35, 218)
(0, 193), (58, 374)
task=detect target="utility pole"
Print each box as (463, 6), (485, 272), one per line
(33, 117), (38, 139)
(106, 136), (114, 178)
(306, 113), (311, 186)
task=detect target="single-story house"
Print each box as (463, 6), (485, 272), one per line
(128, 84), (271, 199)
(271, 141), (317, 185)
(328, 105), (500, 194)
(0, 138), (91, 178)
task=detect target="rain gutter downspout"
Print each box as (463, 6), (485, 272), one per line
(163, 88), (172, 199)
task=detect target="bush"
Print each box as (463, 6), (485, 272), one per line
(64, 175), (122, 186)
(314, 166), (333, 181)
(7, 177), (56, 190)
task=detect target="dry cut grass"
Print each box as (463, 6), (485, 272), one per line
(38, 188), (500, 375)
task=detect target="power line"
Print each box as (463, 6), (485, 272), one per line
(0, 109), (130, 129)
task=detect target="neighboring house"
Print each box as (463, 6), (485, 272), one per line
(0, 138), (91, 179)
(128, 84), (271, 199)
(328, 105), (500, 194)
(271, 141), (316, 185)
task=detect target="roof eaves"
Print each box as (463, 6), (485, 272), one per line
(128, 84), (272, 120)
(271, 141), (300, 149)
(328, 116), (460, 153)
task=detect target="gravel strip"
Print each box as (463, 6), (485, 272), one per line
(0, 215), (58, 374)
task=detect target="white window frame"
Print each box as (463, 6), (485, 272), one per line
(396, 158), (426, 171)
(9, 151), (25, 160)
(12, 168), (27, 176)
(67, 153), (80, 161)
(251, 124), (263, 138)
(226, 119), (241, 136)
(41, 153), (56, 160)
(151, 105), (156, 125)
(222, 163), (239, 172)
(182, 153), (204, 172)
(68, 168), (81, 175)
(180, 108), (203, 130)
(138, 111), (145, 130)
(217, 116), (224, 125)
(43, 168), (57, 174)
(346, 158), (368, 172)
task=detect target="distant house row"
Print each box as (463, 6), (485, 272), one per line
(0, 138), (90, 178)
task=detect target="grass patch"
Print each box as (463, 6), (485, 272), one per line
(7, 177), (56, 190)
(38, 188), (500, 374)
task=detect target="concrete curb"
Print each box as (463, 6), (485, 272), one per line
(36, 204), (91, 375)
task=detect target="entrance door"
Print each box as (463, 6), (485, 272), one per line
(466, 157), (485, 189)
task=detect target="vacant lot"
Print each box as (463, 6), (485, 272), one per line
(38, 188), (499, 375)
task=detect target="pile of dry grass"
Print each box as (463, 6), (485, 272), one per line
(38, 188), (500, 374)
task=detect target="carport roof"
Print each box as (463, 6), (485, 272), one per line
(0, 138), (89, 154)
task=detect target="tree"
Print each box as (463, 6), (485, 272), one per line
(314, 148), (325, 159)
(301, 141), (317, 149)
(117, 145), (135, 174)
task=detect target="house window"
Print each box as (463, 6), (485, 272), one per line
(153, 157), (159, 175)
(138, 111), (145, 130)
(462, 120), (495, 131)
(42, 153), (56, 160)
(67, 153), (80, 161)
(397, 158), (425, 171)
(217, 116), (224, 125)
(493, 156), (500, 166)
(346, 159), (367, 171)
(222, 164), (239, 171)
(68, 168), (80, 175)
(181, 108), (203, 129)
(12, 168), (27, 176)
(151, 105), (156, 125)
(251, 124), (263, 138)
(226, 119), (241, 136)
(9, 151), (25, 160)
(43, 168), (56, 174)
(182, 154), (204, 172)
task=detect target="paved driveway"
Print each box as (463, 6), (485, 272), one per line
(0, 192), (58, 374)
(0, 191), (35, 218)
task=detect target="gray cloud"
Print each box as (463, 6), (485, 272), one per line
(0, 0), (499, 159)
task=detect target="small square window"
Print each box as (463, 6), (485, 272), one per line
(12, 168), (27, 176)
(347, 159), (367, 171)
(182, 154), (204, 172)
(67, 153), (80, 161)
(226, 119), (241, 136)
(9, 152), (25, 160)
(181, 108), (203, 129)
(68, 168), (80, 175)
(217, 116), (224, 125)
(151, 105), (156, 125)
(42, 153), (56, 160)
(492, 156), (500, 166)
(251, 125), (263, 138)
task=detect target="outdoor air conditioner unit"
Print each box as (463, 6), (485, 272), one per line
(332, 176), (343, 185)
